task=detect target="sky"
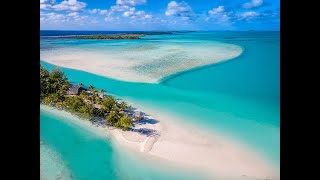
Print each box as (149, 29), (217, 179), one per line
(40, 0), (280, 31)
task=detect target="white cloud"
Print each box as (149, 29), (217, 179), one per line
(123, 7), (136, 17)
(99, 10), (109, 15)
(100, 4), (128, 23)
(206, 6), (231, 24)
(110, 5), (130, 12)
(133, 10), (152, 19)
(98, 1), (152, 22)
(40, 0), (55, 3)
(165, 1), (192, 17)
(144, 14), (152, 19)
(40, 0), (87, 11)
(40, 0), (153, 26)
(40, 0), (54, 9)
(219, 14), (230, 23)
(136, 11), (144, 15)
(242, 0), (263, 9)
(41, 11), (93, 25)
(89, 5), (130, 23)
(40, 3), (52, 10)
(88, 9), (98, 14)
(122, 8), (152, 20)
(41, 12), (69, 23)
(88, 9), (109, 15)
(104, 15), (120, 22)
(208, 6), (224, 15)
(67, 12), (79, 17)
(237, 11), (260, 20)
(50, 0), (87, 11)
(40, 0), (86, 11)
(116, 0), (146, 6)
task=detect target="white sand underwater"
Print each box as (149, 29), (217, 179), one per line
(40, 42), (242, 83)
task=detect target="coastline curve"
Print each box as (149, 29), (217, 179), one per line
(40, 40), (243, 84)
(158, 46), (245, 84)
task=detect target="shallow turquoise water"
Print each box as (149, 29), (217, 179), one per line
(40, 32), (242, 83)
(40, 109), (115, 179)
(40, 107), (207, 180)
(40, 31), (280, 178)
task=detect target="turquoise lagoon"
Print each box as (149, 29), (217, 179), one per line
(40, 31), (280, 179)
(40, 106), (207, 180)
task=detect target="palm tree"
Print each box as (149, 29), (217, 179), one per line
(79, 82), (84, 87)
(80, 90), (88, 99)
(100, 89), (106, 98)
(119, 101), (127, 111)
(88, 85), (94, 91)
(92, 90), (98, 98)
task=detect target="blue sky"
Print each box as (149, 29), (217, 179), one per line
(40, 0), (280, 31)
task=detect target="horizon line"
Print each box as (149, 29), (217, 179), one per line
(40, 29), (280, 32)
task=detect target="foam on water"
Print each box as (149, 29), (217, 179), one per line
(40, 38), (242, 83)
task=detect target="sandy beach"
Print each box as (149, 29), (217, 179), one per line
(40, 104), (279, 180)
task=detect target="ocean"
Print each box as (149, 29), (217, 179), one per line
(40, 30), (280, 179)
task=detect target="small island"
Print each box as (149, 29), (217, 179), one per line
(40, 65), (143, 131)
(62, 34), (145, 40)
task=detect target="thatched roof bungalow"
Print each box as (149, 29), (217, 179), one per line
(67, 85), (87, 95)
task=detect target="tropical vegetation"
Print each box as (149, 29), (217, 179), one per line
(64, 34), (145, 40)
(40, 65), (133, 131)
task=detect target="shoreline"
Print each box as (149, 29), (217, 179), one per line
(41, 102), (279, 180)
